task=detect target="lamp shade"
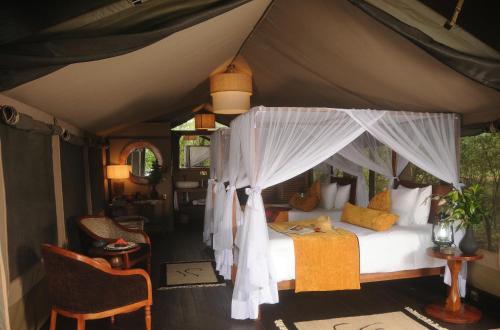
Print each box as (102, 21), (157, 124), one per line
(210, 70), (252, 114)
(194, 110), (215, 130)
(106, 165), (130, 179)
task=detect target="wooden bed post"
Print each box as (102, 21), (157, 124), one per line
(391, 150), (398, 188)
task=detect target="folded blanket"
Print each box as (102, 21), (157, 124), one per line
(269, 217), (360, 292)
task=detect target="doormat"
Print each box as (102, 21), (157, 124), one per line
(274, 307), (448, 330)
(158, 260), (226, 290)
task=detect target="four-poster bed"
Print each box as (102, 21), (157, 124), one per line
(205, 106), (462, 320)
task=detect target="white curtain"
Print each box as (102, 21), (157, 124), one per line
(213, 129), (233, 277)
(339, 132), (409, 187)
(216, 123), (248, 279)
(325, 154), (369, 206)
(231, 107), (366, 319)
(0, 245), (9, 330)
(346, 110), (459, 188)
(203, 132), (219, 245)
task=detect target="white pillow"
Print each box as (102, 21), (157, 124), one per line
(391, 186), (419, 226)
(413, 185), (432, 225)
(320, 183), (337, 210)
(334, 184), (351, 209)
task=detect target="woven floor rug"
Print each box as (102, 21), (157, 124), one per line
(158, 260), (226, 290)
(274, 308), (448, 330)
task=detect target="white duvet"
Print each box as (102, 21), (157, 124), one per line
(268, 218), (446, 282)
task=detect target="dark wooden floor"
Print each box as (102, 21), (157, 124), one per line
(44, 228), (500, 330)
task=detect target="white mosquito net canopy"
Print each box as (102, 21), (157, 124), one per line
(211, 106), (460, 319)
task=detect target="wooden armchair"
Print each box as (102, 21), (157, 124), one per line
(77, 216), (151, 273)
(41, 244), (152, 330)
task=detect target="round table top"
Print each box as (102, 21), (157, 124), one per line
(426, 247), (483, 261)
(89, 244), (141, 257)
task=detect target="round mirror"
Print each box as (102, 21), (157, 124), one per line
(119, 142), (163, 184)
(126, 147), (157, 177)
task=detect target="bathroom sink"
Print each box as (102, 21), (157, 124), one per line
(176, 181), (199, 189)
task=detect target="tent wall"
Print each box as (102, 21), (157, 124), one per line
(60, 141), (87, 252)
(0, 94), (105, 330)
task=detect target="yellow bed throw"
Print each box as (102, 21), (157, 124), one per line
(268, 217), (360, 293)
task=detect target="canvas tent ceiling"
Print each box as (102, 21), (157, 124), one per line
(1, 0), (499, 134)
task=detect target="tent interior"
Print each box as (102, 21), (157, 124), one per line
(0, 0), (499, 329)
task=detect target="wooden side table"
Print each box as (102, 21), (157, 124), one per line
(89, 245), (141, 270)
(425, 247), (482, 324)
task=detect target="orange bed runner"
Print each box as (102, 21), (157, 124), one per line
(269, 218), (360, 293)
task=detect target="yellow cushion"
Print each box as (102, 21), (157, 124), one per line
(341, 202), (398, 231)
(368, 189), (391, 212)
(289, 193), (319, 212)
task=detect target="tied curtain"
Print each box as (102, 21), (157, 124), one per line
(231, 107), (366, 319)
(212, 129), (232, 277)
(203, 131), (219, 245)
(230, 106), (459, 320)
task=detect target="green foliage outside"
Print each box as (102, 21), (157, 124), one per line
(409, 133), (499, 252)
(144, 148), (156, 175)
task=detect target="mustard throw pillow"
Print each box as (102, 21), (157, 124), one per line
(289, 193), (319, 212)
(341, 202), (398, 231)
(368, 189), (391, 212)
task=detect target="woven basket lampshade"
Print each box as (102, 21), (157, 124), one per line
(210, 65), (252, 114)
(194, 108), (215, 130)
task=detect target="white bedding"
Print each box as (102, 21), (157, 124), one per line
(288, 207), (343, 221)
(268, 218), (446, 282)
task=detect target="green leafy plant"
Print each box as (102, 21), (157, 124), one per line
(148, 160), (163, 186)
(435, 184), (490, 230)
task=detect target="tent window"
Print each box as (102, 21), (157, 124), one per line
(179, 135), (210, 168)
(171, 118), (227, 131)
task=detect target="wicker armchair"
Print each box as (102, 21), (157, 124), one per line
(77, 216), (151, 273)
(42, 244), (152, 330)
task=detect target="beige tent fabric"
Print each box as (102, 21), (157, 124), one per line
(241, 0), (500, 126)
(2, 0), (500, 133)
(0, 244), (9, 330)
(3, 0), (271, 134)
(366, 0), (500, 60)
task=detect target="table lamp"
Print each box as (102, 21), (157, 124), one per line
(107, 165), (130, 197)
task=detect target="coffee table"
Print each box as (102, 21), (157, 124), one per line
(89, 244), (141, 270)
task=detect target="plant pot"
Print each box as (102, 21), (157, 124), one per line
(459, 227), (479, 255)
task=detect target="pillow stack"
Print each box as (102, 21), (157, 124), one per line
(391, 185), (432, 226)
(319, 182), (351, 210)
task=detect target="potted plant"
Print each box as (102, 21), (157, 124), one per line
(436, 184), (489, 255)
(148, 160), (163, 199)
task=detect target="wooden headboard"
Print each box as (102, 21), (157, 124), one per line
(396, 180), (452, 223)
(331, 176), (357, 205)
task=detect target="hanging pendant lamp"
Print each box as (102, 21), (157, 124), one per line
(210, 63), (252, 114)
(193, 104), (215, 130)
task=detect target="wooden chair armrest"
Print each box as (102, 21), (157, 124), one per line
(93, 258), (111, 268)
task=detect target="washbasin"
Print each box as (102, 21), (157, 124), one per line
(176, 181), (199, 189)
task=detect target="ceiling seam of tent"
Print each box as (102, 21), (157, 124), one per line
(230, 0), (276, 65)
